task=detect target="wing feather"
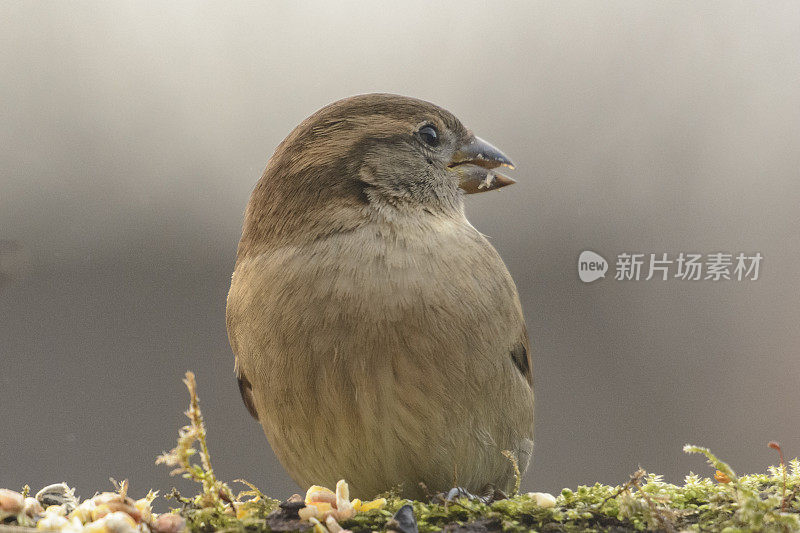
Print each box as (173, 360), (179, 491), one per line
(511, 324), (533, 387)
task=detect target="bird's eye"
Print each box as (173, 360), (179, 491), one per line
(418, 125), (439, 147)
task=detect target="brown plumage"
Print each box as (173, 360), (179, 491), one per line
(227, 93), (533, 499)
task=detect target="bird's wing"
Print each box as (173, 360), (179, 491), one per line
(511, 323), (533, 387)
(227, 293), (260, 421)
(237, 373), (259, 420)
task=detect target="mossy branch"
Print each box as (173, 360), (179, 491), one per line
(156, 371), (232, 508)
(683, 444), (738, 483)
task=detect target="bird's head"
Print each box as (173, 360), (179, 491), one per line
(240, 94), (516, 252)
(334, 94), (516, 200)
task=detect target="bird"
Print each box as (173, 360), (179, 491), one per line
(226, 93), (533, 500)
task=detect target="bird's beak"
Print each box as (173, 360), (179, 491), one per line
(449, 136), (516, 194)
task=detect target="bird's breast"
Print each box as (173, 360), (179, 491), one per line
(228, 215), (520, 372)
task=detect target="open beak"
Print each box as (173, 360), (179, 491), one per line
(449, 136), (516, 194)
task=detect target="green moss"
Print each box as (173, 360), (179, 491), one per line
(160, 464), (799, 532)
(345, 468), (796, 532)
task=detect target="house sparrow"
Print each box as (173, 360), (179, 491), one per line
(227, 94), (533, 500)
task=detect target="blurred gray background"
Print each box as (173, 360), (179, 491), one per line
(2, 1), (799, 503)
